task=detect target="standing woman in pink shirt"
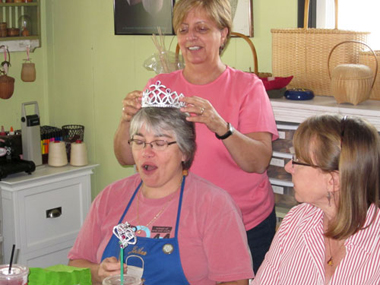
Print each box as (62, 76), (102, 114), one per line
(114, 0), (278, 273)
(254, 114), (380, 284)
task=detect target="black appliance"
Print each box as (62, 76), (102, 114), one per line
(0, 135), (35, 180)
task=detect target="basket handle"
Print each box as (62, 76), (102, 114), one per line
(0, 45), (11, 75)
(175, 31), (259, 75)
(327, 40), (378, 89)
(304, 0), (338, 29)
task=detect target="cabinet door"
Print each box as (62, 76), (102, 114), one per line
(22, 176), (89, 251)
(2, 174), (91, 266)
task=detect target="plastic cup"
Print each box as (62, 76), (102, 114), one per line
(0, 264), (29, 285)
(102, 274), (142, 285)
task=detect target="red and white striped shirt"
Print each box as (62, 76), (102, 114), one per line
(253, 203), (380, 285)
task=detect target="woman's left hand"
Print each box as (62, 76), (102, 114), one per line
(180, 96), (228, 135)
(180, 96), (272, 174)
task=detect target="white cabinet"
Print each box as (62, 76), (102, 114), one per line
(270, 96), (380, 131)
(0, 164), (97, 267)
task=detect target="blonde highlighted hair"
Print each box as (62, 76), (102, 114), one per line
(293, 114), (380, 239)
(172, 0), (232, 53)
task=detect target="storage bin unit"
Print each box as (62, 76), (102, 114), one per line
(0, 164), (97, 267)
(269, 121), (299, 226)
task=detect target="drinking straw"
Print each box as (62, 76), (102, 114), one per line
(8, 244), (15, 274)
(120, 246), (124, 283)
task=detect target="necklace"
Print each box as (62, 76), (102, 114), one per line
(326, 238), (345, 266)
(135, 179), (182, 234)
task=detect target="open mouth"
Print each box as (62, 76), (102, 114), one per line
(142, 164), (157, 171)
(188, 46), (201, 51)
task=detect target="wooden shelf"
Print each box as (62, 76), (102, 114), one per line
(0, 0), (40, 52)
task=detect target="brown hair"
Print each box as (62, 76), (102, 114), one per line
(172, 0), (232, 53)
(293, 114), (380, 239)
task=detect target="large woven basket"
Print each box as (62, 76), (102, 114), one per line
(359, 50), (380, 100)
(228, 32), (272, 78)
(271, 0), (369, 96)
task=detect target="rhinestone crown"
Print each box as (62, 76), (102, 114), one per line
(142, 81), (185, 108)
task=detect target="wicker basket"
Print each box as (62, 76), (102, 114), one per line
(271, 0), (369, 96)
(175, 32), (272, 78)
(328, 41), (378, 105)
(229, 32), (272, 78)
(359, 50), (380, 100)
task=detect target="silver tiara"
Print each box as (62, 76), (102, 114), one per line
(142, 81), (185, 108)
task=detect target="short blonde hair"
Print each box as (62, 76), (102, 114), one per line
(173, 0), (232, 53)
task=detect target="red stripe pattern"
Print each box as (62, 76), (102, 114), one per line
(253, 203), (380, 284)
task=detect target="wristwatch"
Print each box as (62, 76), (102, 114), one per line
(215, 122), (234, 140)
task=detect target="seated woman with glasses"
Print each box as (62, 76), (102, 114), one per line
(68, 85), (254, 285)
(253, 114), (380, 284)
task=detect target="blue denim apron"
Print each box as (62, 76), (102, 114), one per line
(102, 176), (189, 285)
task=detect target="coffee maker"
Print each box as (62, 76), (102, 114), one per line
(0, 134), (35, 180)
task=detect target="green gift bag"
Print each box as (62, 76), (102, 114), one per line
(28, 265), (92, 285)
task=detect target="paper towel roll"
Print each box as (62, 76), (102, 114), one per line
(70, 141), (88, 166)
(48, 141), (68, 167)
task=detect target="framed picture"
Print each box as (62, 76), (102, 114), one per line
(114, 0), (174, 35)
(231, 0), (253, 37)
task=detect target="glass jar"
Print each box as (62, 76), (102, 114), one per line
(102, 275), (143, 285)
(18, 14), (32, 36)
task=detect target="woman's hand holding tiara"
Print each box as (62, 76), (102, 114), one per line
(121, 90), (143, 122)
(180, 96), (227, 136)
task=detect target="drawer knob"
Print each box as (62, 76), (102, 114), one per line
(46, 207), (62, 218)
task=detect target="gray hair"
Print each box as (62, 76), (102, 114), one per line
(129, 107), (196, 170)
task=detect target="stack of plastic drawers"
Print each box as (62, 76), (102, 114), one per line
(268, 121), (299, 227)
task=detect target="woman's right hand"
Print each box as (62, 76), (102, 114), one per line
(98, 256), (127, 281)
(121, 90), (143, 122)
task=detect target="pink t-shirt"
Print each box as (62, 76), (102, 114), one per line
(145, 66), (279, 230)
(68, 172), (254, 284)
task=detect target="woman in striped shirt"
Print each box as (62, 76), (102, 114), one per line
(254, 114), (380, 285)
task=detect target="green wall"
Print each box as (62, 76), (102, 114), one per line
(0, 0), (297, 198)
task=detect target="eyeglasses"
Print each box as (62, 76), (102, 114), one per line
(291, 154), (320, 168)
(128, 139), (177, 151)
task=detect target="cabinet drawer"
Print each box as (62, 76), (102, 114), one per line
(270, 178), (298, 210)
(272, 139), (294, 154)
(273, 122), (298, 154)
(23, 244), (74, 268)
(267, 153), (292, 182)
(23, 181), (84, 250)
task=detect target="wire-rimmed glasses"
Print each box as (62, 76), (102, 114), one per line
(128, 139), (177, 151)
